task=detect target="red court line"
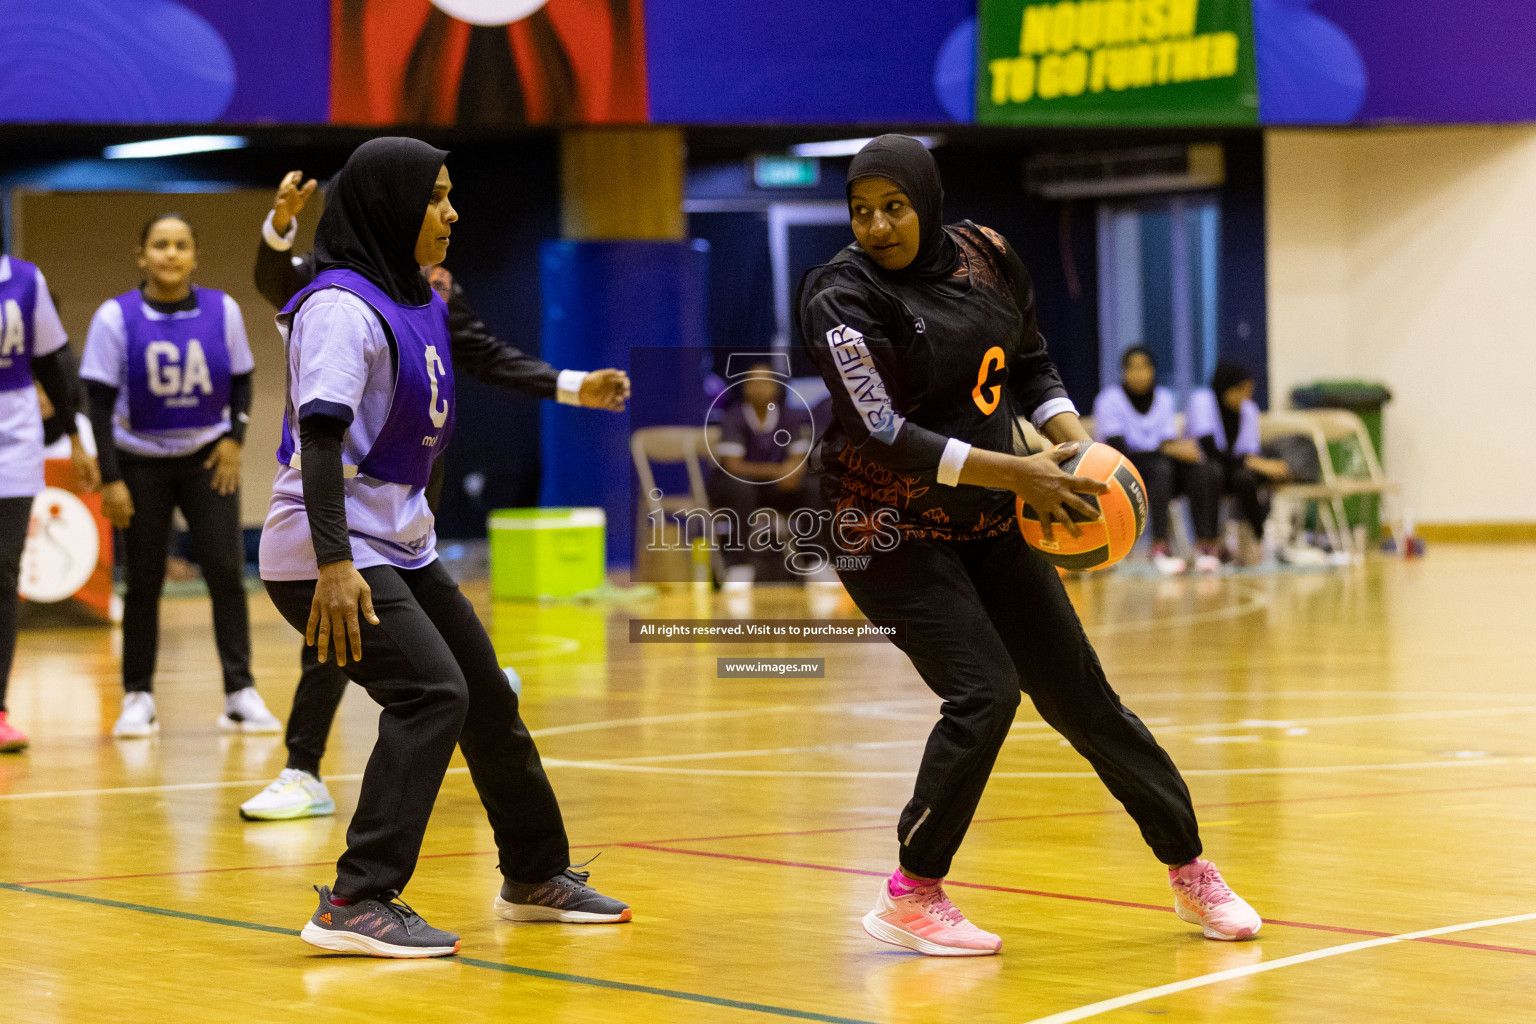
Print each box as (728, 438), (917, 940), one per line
(18, 778), (1536, 885)
(629, 779), (1536, 847)
(619, 842), (1536, 958)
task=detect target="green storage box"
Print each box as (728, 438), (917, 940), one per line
(488, 507), (606, 600)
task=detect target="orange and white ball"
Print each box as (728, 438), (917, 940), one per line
(1016, 442), (1147, 571)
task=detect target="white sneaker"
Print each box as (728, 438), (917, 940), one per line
(1194, 554), (1222, 574)
(113, 692), (159, 738)
(218, 687), (283, 734)
(1152, 554), (1187, 576)
(239, 768), (335, 821)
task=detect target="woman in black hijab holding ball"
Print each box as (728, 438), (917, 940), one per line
(798, 135), (1260, 957)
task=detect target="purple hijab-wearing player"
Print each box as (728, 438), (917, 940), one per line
(259, 138), (630, 959)
(0, 255), (98, 752)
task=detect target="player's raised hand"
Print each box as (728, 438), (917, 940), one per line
(579, 368), (630, 412)
(272, 171), (318, 234)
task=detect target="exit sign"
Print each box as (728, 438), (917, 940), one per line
(753, 155), (820, 188)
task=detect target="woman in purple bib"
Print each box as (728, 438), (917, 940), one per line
(80, 215), (280, 740)
(259, 137), (631, 959)
(0, 254), (98, 752)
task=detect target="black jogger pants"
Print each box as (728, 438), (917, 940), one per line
(265, 559), (570, 899)
(837, 528), (1202, 879)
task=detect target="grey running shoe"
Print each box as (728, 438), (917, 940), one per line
(300, 885), (460, 958)
(494, 867), (632, 923)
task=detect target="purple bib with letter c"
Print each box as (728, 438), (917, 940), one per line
(277, 268), (453, 488)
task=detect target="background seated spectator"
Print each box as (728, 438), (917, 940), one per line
(1185, 362), (1291, 566)
(1094, 346), (1214, 574)
(708, 362), (817, 586)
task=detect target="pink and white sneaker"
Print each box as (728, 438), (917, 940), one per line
(862, 879), (1002, 957)
(0, 711), (29, 753)
(1170, 858), (1262, 940)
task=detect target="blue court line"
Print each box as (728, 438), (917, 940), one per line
(0, 882), (879, 1024)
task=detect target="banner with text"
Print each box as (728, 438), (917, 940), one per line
(977, 0), (1259, 126)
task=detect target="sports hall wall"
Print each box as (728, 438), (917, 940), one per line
(1266, 126), (1536, 532)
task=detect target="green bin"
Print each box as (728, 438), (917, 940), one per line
(1291, 381), (1392, 537)
(488, 507), (606, 600)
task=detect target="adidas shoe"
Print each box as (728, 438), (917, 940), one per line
(861, 878), (1001, 956)
(493, 867), (631, 923)
(1170, 858), (1262, 940)
(300, 885), (460, 958)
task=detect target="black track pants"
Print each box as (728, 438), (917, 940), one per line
(119, 446), (252, 694)
(265, 560), (570, 899)
(283, 642), (349, 778)
(0, 496), (32, 711)
(837, 529), (1202, 878)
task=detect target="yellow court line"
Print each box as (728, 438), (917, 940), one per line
(1019, 911), (1536, 1024)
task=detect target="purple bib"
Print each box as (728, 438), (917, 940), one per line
(117, 288), (231, 431)
(0, 258), (40, 393)
(277, 269), (453, 488)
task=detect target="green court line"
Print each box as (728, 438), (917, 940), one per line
(0, 882), (879, 1024)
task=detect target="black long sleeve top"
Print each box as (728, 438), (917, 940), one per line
(798, 221), (1075, 541)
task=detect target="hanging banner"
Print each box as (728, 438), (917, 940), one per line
(1254, 0), (1536, 125)
(0, 0), (328, 124)
(331, 0), (648, 126)
(644, 0), (974, 123)
(977, 0), (1259, 126)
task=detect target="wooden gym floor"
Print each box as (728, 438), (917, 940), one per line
(3, 547), (1535, 1023)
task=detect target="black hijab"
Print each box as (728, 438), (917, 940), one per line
(846, 135), (959, 281)
(1210, 361), (1253, 451)
(1120, 345), (1156, 414)
(314, 137), (449, 307)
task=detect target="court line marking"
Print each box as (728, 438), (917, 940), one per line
(15, 843), (1535, 961)
(539, 754), (1536, 780)
(6, 691), (1535, 801)
(6, 748), (1536, 801)
(4, 745), (1528, 801)
(24, 778), (1536, 890)
(1088, 582), (1271, 634)
(592, 704), (1536, 765)
(1016, 911), (1536, 1024)
(618, 844), (1536, 959)
(0, 882), (878, 1024)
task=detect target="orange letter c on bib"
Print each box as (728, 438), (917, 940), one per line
(972, 346), (1005, 415)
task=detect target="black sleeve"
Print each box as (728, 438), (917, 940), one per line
(33, 346), (81, 437)
(227, 372), (252, 445)
(85, 380), (122, 483)
(255, 240), (315, 310)
(992, 236), (1071, 421)
(446, 282), (560, 397)
(798, 271), (949, 474)
(298, 414), (352, 567)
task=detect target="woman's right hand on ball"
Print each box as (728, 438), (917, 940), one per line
(307, 560), (379, 667)
(1010, 445), (1109, 540)
(100, 480), (134, 529)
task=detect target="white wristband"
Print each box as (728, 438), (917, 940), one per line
(1030, 397), (1079, 431)
(556, 369), (588, 406)
(263, 210), (298, 252)
(936, 438), (973, 487)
